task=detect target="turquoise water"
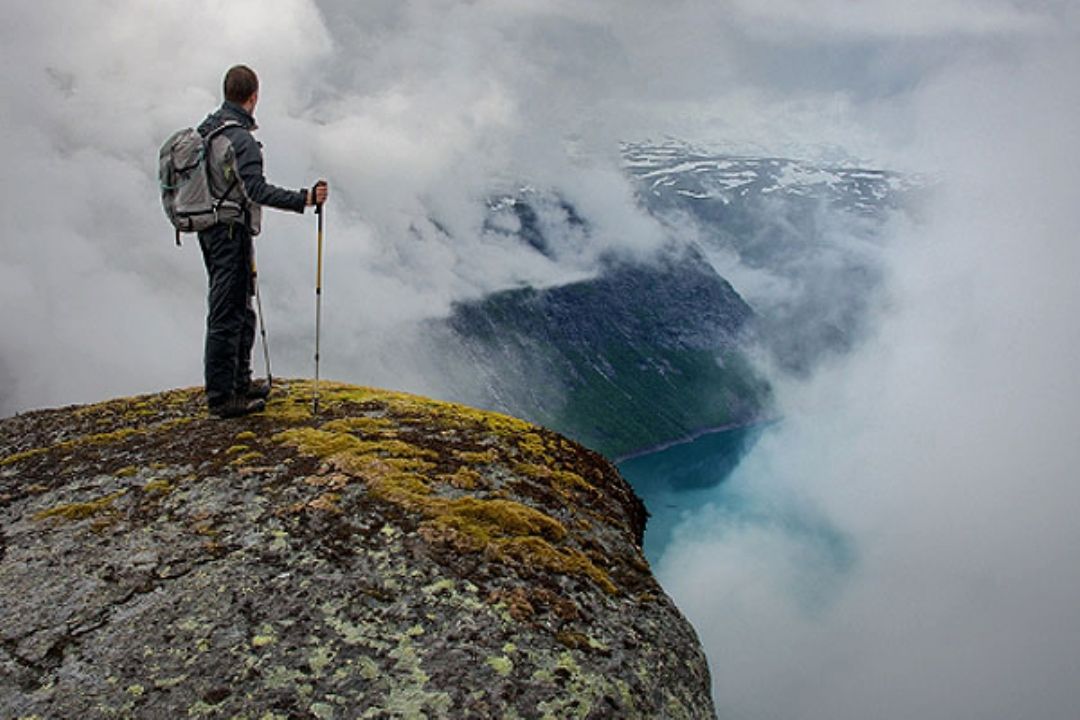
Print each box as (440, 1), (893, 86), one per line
(617, 425), (764, 565)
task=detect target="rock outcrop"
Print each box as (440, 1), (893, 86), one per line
(0, 380), (715, 719)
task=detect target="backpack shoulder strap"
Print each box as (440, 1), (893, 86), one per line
(201, 119), (243, 142)
(203, 120), (249, 212)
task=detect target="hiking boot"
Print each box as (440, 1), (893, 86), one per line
(210, 395), (266, 419)
(240, 380), (271, 400)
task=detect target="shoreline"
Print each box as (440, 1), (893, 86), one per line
(612, 416), (780, 464)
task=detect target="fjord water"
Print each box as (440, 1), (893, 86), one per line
(617, 425), (765, 565)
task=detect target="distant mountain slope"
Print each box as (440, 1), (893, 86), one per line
(431, 246), (769, 458)
(624, 140), (917, 219)
(626, 140), (922, 374)
(421, 141), (914, 457)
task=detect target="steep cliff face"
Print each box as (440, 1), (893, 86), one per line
(432, 247), (769, 458)
(0, 381), (715, 719)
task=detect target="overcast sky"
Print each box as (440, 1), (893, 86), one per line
(2, 2), (1079, 717)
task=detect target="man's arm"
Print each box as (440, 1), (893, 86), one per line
(230, 129), (307, 213)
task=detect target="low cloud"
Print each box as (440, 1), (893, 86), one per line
(658, 31), (1080, 719)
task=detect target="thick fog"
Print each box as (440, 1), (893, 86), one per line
(3, 2), (1079, 717)
(657, 28), (1080, 720)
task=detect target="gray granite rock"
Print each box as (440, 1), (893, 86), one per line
(0, 380), (715, 719)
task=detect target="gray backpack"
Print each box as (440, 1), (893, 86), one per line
(158, 121), (250, 245)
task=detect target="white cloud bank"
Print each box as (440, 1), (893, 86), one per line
(658, 28), (1080, 720)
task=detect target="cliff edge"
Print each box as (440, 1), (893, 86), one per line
(0, 380), (714, 719)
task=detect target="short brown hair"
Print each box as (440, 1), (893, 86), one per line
(223, 65), (259, 104)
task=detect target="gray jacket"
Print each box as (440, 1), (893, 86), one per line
(197, 101), (307, 234)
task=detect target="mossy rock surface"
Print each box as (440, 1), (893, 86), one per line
(0, 380), (715, 719)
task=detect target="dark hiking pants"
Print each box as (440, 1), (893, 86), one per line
(198, 223), (256, 407)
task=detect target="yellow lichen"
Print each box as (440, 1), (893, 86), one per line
(263, 380), (619, 594)
(2, 417), (193, 467)
(273, 428), (437, 477)
(33, 490), (127, 523)
(487, 655), (514, 676)
(143, 478), (173, 495)
(518, 432), (551, 462)
(432, 497), (566, 545)
(234, 430), (257, 442)
(115, 466), (138, 478)
(251, 634), (276, 648)
(320, 416), (398, 436)
(453, 448), (500, 465)
(82, 428), (142, 446)
(498, 536), (617, 595)
(0, 446), (49, 466)
(228, 451), (264, 467)
(263, 394), (314, 423)
(439, 467), (483, 490)
(274, 427), (357, 456)
(516, 463), (596, 495)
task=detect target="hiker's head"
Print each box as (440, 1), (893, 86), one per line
(224, 65), (259, 110)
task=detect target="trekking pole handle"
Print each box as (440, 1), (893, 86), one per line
(311, 180), (327, 215)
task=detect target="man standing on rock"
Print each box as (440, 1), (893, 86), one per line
(197, 65), (329, 418)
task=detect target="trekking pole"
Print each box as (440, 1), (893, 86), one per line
(252, 253), (273, 389)
(313, 190), (325, 417)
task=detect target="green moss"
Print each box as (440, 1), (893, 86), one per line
(229, 451), (264, 467)
(143, 478), (173, 495)
(1, 446), (50, 466)
(1, 416), (193, 467)
(364, 467), (434, 503)
(115, 465), (139, 478)
(277, 427), (435, 462)
(433, 497), (565, 544)
(321, 416), (398, 435)
(438, 466), (483, 490)
(266, 381), (619, 594)
(33, 490), (127, 522)
(453, 448), (500, 465)
(518, 432), (551, 462)
(82, 427), (143, 445)
(299, 380), (537, 439)
(516, 463), (595, 494)
(264, 394), (314, 423)
(234, 430), (257, 442)
(274, 427), (356, 456)
(498, 536), (617, 595)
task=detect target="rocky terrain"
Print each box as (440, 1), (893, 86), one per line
(0, 380), (715, 719)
